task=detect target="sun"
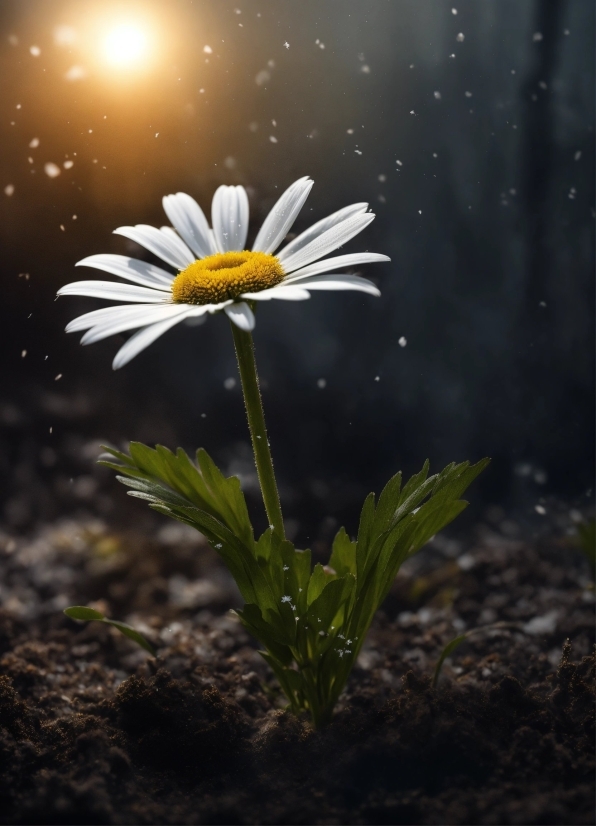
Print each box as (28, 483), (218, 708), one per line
(101, 23), (149, 69)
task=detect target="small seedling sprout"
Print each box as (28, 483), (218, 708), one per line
(432, 621), (522, 687)
(63, 606), (155, 655)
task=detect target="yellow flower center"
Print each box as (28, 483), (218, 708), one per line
(171, 251), (285, 305)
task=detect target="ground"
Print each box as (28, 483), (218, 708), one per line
(0, 496), (593, 825)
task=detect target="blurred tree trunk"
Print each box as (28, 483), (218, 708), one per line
(516, 0), (565, 462)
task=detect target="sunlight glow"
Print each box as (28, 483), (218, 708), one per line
(101, 23), (149, 69)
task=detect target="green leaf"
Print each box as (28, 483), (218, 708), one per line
(355, 492), (376, 580)
(329, 527), (356, 577)
(237, 604), (294, 660)
(63, 606), (155, 655)
(103, 620), (156, 655)
(307, 575), (355, 632)
(432, 634), (467, 687)
(307, 563), (336, 606)
(103, 442), (255, 550)
(64, 606), (104, 621)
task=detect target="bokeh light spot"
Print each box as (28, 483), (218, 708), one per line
(101, 23), (148, 69)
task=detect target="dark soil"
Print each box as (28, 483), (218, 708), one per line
(0, 499), (594, 825)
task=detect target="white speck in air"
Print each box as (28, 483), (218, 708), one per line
(8, 35), (18, 46)
(378, 174), (386, 182)
(346, 128), (354, 134)
(410, 110), (416, 115)
(374, 376), (380, 382)
(360, 65), (370, 73)
(54, 373), (63, 381)
(215, 543), (222, 549)
(44, 163), (61, 178)
(396, 159), (403, 166)
(451, 7), (458, 14)
(21, 350), (26, 358)
(284, 41), (289, 49)
(30, 45), (41, 56)
(283, 565), (289, 571)
(63, 160), (73, 169)
(317, 378), (327, 389)
(203, 45), (212, 54)
(456, 33), (464, 42)
(223, 377), (236, 390)
(4, 184), (14, 196)
(465, 91), (472, 97)
(398, 336), (407, 347)
(432, 152), (438, 158)
(354, 149), (362, 155)
(434, 91), (442, 99)
(574, 150), (582, 161)
(532, 32), (543, 42)
(29, 137), (39, 148)
(535, 505), (546, 515)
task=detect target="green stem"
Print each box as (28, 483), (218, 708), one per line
(230, 321), (285, 539)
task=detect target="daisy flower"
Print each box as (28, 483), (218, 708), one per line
(58, 176), (389, 369)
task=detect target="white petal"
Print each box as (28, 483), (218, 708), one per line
(81, 305), (191, 345)
(283, 252), (390, 283)
(211, 185), (250, 252)
(241, 285), (311, 301)
(66, 303), (171, 333)
(291, 274), (381, 296)
(112, 312), (192, 370)
(75, 254), (173, 289)
(58, 281), (171, 303)
(277, 203), (368, 262)
(162, 192), (215, 258)
(113, 225), (194, 269)
(279, 212), (376, 274)
(224, 302), (255, 331)
(252, 177), (314, 254)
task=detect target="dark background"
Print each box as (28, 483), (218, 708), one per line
(0, 0), (594, 544)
